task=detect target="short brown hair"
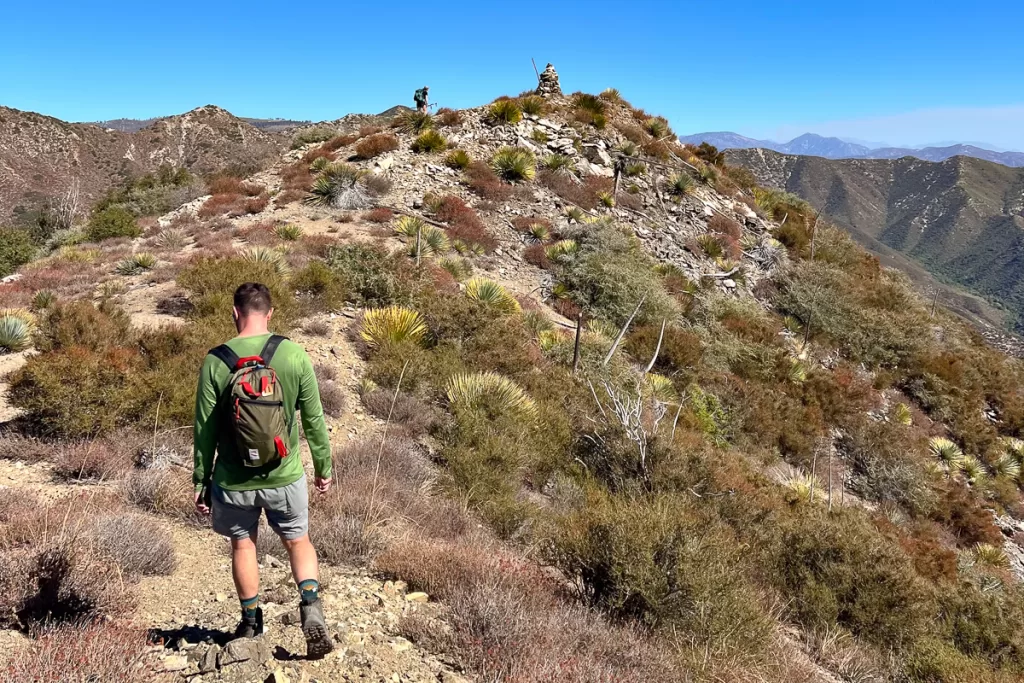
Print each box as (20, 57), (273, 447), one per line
(233, 282), (272, 316)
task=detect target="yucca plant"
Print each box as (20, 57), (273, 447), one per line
(309, 156), (332, 173)
(422, 193), (445, 214)
(698, 164), (719, 184)
(597, 191), (616, 208)
(545, 240), (579, 261)
(58, 246), (100, 263)
(31, 290), (56, 311)
(243, 246), (290, 275)
(538, 329), (563, 352)
(0, 314), (32, 354)
(572, 93), (606, 116)
(444, 149), (472, 170)
(521, 309), (553, 337)
(1004, 437), (1024, 461)
(307, 163), (369, 209)
(645, 117), (671, 138)
(990, 454), (1021, 481)
(667, 172), (694, 196)
(358, 377), (379, 398)
(697, 234), (723, 259)
(439, 256), (472, 281)
(451, 239), (484, 256)
(624, 162), (646, 177)
(154, 227), (190, 250)
(527, 223), (551, 242)
(276, 224), (303, 241)
(394, 215), (425, 239)
(929, 437), (965, 470)
(551, 282), (571, 300)
(407, 225), (450, 258)
(959, 455), (988, 486)
(564, 206), (585, 223)
(787, 359), (809, 384)
(360, 306), (428, 349)
(892, 403), (913, 426)
(519, 96), (545, 116)
(116, 252), (157, 275)
(395, 110), (433, 133)
(487, 100), (523, 125)
(542, 153), (575, 175)
(412, 129), (447, 153)
(599, 88), (623, 103)
(645, 373), (677, 403)
(492, 147), (536, 182)
(464, 277), (521, 313)
(530, 129), (550, 144)
(446, 371), (538, 422)
(973, 543), (1010, 569)
(618, 141), (639, 157)
(784, 473), (821, 504)
(586, 319), (618, 340)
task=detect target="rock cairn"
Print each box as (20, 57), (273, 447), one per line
(535, 63), (562, 97)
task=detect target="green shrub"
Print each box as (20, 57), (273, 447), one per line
(519, 96), (545, 115)
(31, 290), (55, 311)
(276, 224), (303, 241)
(666, 172), (694, 197)
(35, 300), (132, 353)
(544, 490), (773, 657)
(394, 111), (434, 133)
(325, 243), (417, 307)
(86, 206), (141, 242)
(291, 260), (346, 311)
(553, 219), (678, 326)
(291, 125), (337, 148)
(487, 100), (523, 125)
(776, 510), (929, 647)
(542, 153), (575, 174)
(0, 227), (37, 277)
(491, 147), (536, 182)
(572, 93), (607, 116)
(176, 256), (296, 332)
(411, 129), (447, 153)
(644, 117), (672, 139)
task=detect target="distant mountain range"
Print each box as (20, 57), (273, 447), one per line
(680, 132), (1024, 168)
(727, 148), (1024, 330)
(91, 116), (312, 134)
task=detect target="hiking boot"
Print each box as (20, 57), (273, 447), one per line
(300, 598), (333, 659)
(233, 607), (264, 640)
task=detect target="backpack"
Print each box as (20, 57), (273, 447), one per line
(414, 88), (427, 106)
(209, 335), (291, 468)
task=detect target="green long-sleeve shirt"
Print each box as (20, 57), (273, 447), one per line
(193, 333), (332, 491)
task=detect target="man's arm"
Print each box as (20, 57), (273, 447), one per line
(193, 355), (220, 492)
(296, 350), (332, 483)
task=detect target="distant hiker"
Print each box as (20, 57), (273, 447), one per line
(414, 86), (430, 113)
(193, 282), (334, 659)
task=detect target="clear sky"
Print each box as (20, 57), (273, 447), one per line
(2, 0), (1022, 149)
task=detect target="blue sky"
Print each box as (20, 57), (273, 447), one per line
(2, 0), (1022, 149)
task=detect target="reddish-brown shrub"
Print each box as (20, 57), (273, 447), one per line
(322, 134), (359, 152)
(434, 196), (497, 251)
(207, 175), (260, 196)
(241, 193), (269, 214)
(615, 122), (647, 144)
(355, 133), (400, 159)
(358, 125), (383, 137)
(510, 216), (552, 233)
(302, 147), (337, 165)
(364, 207), (394, 223)
(279, 159), (314, 194)
(523, 243), (550, 269)
(537, 171), (611, 210)
(276, 188), (306, 205)
(436, 108), (462, 126)
(465, 162), (513, 202)
(929, 481), (1005, 547)
(2, 623), (157, 682)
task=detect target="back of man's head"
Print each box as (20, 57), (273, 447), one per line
(234, 282), (272, 317)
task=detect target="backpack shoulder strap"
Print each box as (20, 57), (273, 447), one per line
(209, 344), (240, 371)
(260, 335), (288, 366)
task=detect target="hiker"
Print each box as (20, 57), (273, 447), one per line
(414, 86), (429, 113)
(193, 282), (334, 659)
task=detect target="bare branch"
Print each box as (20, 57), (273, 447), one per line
(603, 295), (647, 366)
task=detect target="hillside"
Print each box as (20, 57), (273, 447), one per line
(0, 105), (283, 224)
(728, 147), (1024, 332)
(4, 73), (1024, 683)
(683, 131), (1024, 167)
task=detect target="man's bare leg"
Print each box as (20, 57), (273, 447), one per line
(281, 533), (319, 585)
(230, 535), (263, 637)
(281, 533), (333, 658)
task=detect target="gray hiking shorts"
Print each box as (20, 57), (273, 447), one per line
(211, 477), (309, 541)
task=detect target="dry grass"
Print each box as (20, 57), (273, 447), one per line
(85, 511), (177, 577)
(122, 466), (208, 526)
(379, 539), (684, 683)
(51, 439), (131, 482)
(362, 389), (439, 437)
(314, 363), (346, 418)
(1, 622), (157, 682)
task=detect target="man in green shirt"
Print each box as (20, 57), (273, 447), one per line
(193, 282), (334, 659)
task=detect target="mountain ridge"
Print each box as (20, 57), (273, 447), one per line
(681, 131), (1024, 167)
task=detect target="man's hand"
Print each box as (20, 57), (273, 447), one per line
(314, 476), (332, 495)
(194, 489), (211, 516)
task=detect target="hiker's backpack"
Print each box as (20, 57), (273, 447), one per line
(414, 88), (427, 106)
(209, 335), (291, 468)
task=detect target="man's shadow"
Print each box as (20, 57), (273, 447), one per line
(148, 624), (233, 648)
